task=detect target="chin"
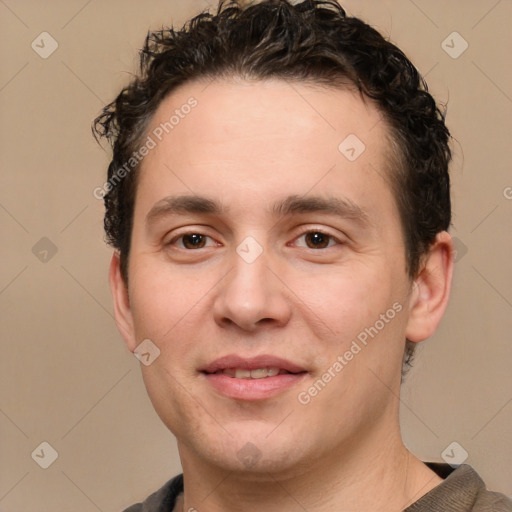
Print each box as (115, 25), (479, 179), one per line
(190, 427), (312, 476)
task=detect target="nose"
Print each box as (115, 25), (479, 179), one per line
(212, 244), (292, 332)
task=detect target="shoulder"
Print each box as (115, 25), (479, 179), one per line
(406, 464), (512, 511)
(122, 474), (184, 512)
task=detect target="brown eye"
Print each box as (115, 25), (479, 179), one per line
(304, 231), (333, 249)
(181, 233), (207, 249)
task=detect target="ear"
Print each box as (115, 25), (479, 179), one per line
(405, 231), (454, 343)
(109, 252), (137, 352)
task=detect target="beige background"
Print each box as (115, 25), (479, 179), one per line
(1, 0), (511, 510)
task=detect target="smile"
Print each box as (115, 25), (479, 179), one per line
(206, 367), (299, 379)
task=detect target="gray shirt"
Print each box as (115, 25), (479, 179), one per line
(123, 463), (512, 511)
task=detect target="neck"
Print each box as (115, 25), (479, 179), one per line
(175, 426), (443, 512)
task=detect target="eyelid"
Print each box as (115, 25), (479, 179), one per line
(290, 227), (345, 249)
(166, 229), (220, 249)
(166, 226), (345, 250)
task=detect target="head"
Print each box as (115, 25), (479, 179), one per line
(94, 0), (453, 476)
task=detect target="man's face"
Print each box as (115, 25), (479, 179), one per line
(120, 78), (415, 475)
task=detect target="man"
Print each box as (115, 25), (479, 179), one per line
(93, 1), (512, 510)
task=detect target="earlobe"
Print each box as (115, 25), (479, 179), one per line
(405, 231), (454, 343)
(109, 252), (137, 352)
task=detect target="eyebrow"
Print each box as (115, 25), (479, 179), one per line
(145, 193), (371, 227)
(271, 194), (370, 224)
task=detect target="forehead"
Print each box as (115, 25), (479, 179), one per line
(144, 77), (386, 153)
(135, 77), (397, 224)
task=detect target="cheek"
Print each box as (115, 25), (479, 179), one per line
(128, 260), (212, 346)
(294, 263), (395, 338)
(140, 361), (213, 442)
(294, 259), (409, 387)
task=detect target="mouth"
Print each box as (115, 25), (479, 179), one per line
(200, 354), (308, 400)
(200, 354), (308, 377)
(203, 367), (305, 379)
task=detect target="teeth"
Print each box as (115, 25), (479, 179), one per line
(249, 368), (272, 379)
(222, 367), (281, 379)
(235, 369), (251, 379)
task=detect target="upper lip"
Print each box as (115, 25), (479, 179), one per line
(200, 354), (307, 374)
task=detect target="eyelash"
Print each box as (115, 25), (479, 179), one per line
(167, 229), (343, 250)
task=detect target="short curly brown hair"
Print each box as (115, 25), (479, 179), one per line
(93, 0), (452, 375)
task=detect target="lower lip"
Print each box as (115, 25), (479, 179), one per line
(202, 372), (307, 401)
